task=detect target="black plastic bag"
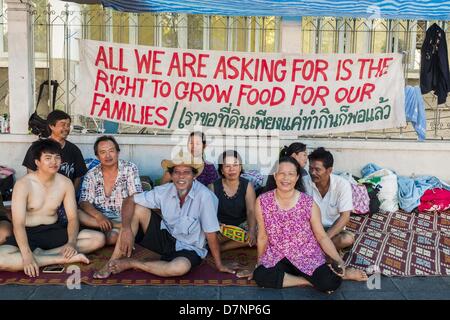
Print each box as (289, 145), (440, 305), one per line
(28, 80), (59, 137)
(28, 112), (50, 137)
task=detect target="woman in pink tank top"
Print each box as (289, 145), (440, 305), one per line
(250, 157), (345, 293)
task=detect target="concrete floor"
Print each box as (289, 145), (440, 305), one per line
(1, 276), (450, 300)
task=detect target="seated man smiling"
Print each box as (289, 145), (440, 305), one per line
(94, 151), (236, 279)
(0, 140), (105, 277)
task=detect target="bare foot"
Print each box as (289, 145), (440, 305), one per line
(66, 253), (90, 265)
(108, 258), (135, 275)
(344, 268), (368, 282)
(236, 269), (253, 278)
(93, 263), (111, 279)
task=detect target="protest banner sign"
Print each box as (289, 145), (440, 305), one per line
(77, 39), (406, 134)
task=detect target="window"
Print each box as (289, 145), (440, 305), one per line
(137, 13), (156, 46)
(34, 0), (48, 56)
(300, 17), (430, 80)
(209, 16), (228, 50)
(187, 14), (203, 49)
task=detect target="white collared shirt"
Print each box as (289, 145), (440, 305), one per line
(133, 180), (219, 258)
(303, 174), (353, 228)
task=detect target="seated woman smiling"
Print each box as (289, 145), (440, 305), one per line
(240, 157), (348, 293)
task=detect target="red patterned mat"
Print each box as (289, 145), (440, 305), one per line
(3, 211), (448, 284)
(0, 245), (257, 286)
(345, 210), (450, 276)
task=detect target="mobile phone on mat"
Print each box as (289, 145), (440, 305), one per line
(42, 265), (65, 273)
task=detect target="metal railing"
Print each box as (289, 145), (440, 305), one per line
(29, 3), (450, 140)
(0, 6), (8, 119)
(300, 17), (450, 140)
(31, 3), (280, 134)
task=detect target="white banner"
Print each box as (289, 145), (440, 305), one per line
(77, 39), (406, 134)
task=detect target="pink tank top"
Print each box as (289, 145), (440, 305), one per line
(259, 190), (326, 276)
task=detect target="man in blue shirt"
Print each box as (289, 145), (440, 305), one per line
(94, 151), (235, 278)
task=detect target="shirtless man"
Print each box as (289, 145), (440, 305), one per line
(22, 110), (88, 225)
(0, 139), (105, 277)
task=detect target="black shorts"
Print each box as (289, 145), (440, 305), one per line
(253, 258), (342, 293)
(3, 223), (68, 251)
(136, 211), (202, 269)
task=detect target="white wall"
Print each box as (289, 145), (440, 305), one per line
(1, 134), (449, 183)
(299, 138), (450, 181)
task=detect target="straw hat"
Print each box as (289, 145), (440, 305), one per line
(161, 150), (204, 177)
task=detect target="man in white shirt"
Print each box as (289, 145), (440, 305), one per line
(303, 147), (355, 251)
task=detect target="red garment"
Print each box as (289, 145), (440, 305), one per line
(418, 188), (450, 212)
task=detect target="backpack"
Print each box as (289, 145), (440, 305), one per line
(28, 80), (59, 138)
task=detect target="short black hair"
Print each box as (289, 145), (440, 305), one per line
(31, 139), (62, 162)
(47, 110), (71, 127)
(189, 131), (206, 146)
(167, 166), (198, 176)
(275, 156), (304, 192)
(308, 147), (334, 169)
(279, 142), (306, 158)
(94, 135), (121, 156)
(217, 150), (244, 178)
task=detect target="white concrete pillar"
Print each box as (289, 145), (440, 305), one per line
(280, 16), (302, 54)
(7, 0), (35, 134)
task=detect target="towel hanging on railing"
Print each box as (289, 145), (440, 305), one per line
(404, 85), (426, 141)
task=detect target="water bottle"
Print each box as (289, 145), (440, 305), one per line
(0, 115), (4, 133)
(3, 114), (9, 133)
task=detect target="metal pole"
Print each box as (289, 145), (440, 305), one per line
(315, 18), (320, 53)
(64, 3), (70, 115)
(47, 2), (53, 112)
